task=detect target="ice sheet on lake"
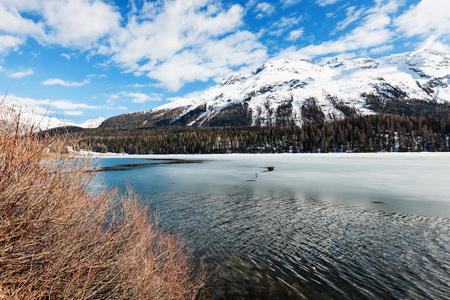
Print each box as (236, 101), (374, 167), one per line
(98, 153), (450, 217)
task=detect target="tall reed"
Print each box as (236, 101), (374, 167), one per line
(0, 100), (205, 299)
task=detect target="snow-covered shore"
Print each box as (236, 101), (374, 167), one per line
(90, 151), (450, 161)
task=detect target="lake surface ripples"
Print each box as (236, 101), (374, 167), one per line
(97, 154), (450, 299)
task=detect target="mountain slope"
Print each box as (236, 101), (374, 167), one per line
(101, 48), (450, 128)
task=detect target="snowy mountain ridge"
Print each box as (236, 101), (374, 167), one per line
(101, 48), (449, 128)
(78, 117), (106, 129)
(0, 102), (104, 130)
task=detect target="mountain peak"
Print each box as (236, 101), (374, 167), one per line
(78, 117), (106, 128)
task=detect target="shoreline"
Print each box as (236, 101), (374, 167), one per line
(77, 150), (450, 161)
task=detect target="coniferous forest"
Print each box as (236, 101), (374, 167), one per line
(62, 114), (450, 154)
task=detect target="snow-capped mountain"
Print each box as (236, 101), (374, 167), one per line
(78, 117), (106, 129)
(101, 48), (450, 128)
(0, 102), (104, 130)
(1, 102), (76, 130)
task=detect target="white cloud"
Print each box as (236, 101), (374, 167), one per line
(395, 0), (450, 43)
(146, 51), (213, 91)
(333, 6), (366, 33)
(42, 0), (121, 48)
(127, 92), (163, 104)
(0, 0), (121, 49)
(244, 0), (258, 9)
(0, 34), (24, 54)
(130, 83), (147, 88)
(63, 110), (83, 116)
(42, 78), (90, 87)
(110, 1), (245, 65)
(287, 28), (304, 41)
(1, 0), (267, 92)
(86, 73), (107, 79)
(299, 25), (392, 57)
(167, 90), (203, 102)
(108, 91), (164, 104)
(0, 3), (44, 36)
(369, 44), (394, 55)
(0, 0), (43, 12)
(146, 30), (267, 91)
(109, 93), (120, 99)
(8, 68), (33, 78)
(3, 95), (51, 115)
(108, 0), (266, 91)
(268, 16), (303, 36)
(294, 1), (401, 57)
(273, 46), (314, 61)
(255, 2), (275, 19)
(50, 100), (100, 110)
(4, 94), (102, 116)
(280, 0), (302, 8)
(0, 66), (34, 78)
(316, 0), (342, 6)
(418, 39), (449, 53)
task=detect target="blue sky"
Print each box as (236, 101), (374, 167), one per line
(0, 0), (449, 124)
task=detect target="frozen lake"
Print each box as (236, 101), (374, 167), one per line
(96, 153), (450, 299)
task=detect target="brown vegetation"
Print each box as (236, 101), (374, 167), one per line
(0, 102), (205, 299)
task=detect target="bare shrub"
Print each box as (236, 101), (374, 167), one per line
(0, 100), (205, 299)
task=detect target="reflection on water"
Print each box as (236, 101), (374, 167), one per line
(97, 154), (450, 299)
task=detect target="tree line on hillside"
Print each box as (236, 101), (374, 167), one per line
(363, 94), (450, 119)
(64, 114), (450, 154)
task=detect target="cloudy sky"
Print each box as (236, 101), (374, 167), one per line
(0, 0), (449, 123)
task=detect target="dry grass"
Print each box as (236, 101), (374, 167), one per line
(0, 100), (205, 299)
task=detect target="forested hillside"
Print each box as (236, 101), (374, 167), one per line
(66, 114), (449, 154)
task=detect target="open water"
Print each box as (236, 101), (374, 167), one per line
(96, 153), (450, 299)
